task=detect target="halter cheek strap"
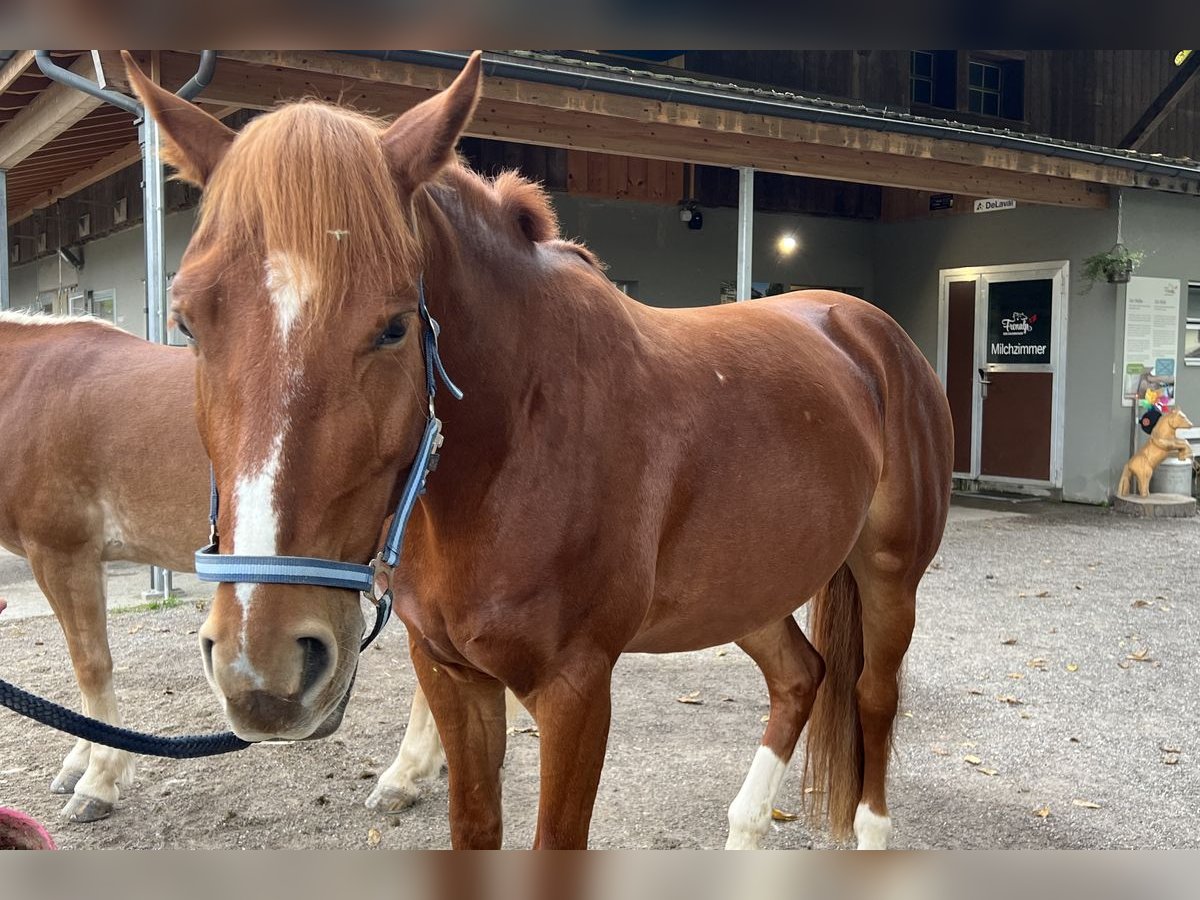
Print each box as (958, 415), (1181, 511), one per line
(193, 275), (463, 651)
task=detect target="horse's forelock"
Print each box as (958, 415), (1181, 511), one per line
(194, 101), (419, 314)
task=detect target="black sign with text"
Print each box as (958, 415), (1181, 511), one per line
(987, 279), (1053, 365)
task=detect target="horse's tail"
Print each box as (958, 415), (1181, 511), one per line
(802, 563), (864, 841)
(1117, 463), (1132, 497)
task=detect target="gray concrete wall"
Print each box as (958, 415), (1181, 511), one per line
(551, 193), (876, 308)
(5, 207), (198, 336)
(1119, 189), (1200, 413)
(11, 187), (1200, 508)
(871, 201), (1123, 504)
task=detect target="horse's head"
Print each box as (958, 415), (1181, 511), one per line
(125, 52), (482, 741)
(1165, 408), (1194, 432)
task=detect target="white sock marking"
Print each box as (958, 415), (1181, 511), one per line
(854, 802), (893, 850)
(726, 745), (790, 850)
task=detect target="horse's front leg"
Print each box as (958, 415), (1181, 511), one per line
(409, 639), (507, 848)
(27, 545), (134, 822)
(523, 653), (614, 849)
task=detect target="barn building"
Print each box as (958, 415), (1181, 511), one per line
(5, 50), (1200, 504)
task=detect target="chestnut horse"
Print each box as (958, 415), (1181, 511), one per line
(127, 51), (953, 849)
(0, 313), (468, 821)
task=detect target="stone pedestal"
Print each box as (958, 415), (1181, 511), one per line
(1113, 493), (1197, 518)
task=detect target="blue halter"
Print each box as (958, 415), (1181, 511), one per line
(194, 276), (463, 651)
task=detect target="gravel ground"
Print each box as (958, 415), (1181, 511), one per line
(0, 499), (1196, 849)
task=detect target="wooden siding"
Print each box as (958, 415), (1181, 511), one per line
(9, 161), (200, 264)
(681, 51), (1200, 160)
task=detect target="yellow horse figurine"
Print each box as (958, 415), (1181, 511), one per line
(1118, 408), (1194, 497)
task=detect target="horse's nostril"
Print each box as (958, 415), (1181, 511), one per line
(200, 637), (215, 677)
(298, 636), (332, 697)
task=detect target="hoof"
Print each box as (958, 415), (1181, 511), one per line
(61, 794), (113, 823)
(366, 783), (422, 815)
(50, 770), (84, 795)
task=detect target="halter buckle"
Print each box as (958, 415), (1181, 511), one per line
(367, 553), (393, 607)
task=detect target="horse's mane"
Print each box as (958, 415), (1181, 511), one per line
(435, 165), (605, 271)
(193, 99), (604, 314)
(194, 101), (417, 310)
(0, 310), (121, 332)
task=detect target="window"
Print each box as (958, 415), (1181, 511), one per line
(910, 51), (933, 105)
(91, 289), (116, 322)
(969, 56), (1025, 120)
(910, 51), (957, 111)
(968, 61), (1001, 115)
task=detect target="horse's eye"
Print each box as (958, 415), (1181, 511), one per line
(376, 317), (408, 347)
(174, 317), (195, 342)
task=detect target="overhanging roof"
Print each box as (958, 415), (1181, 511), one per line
(8, 49), (1200, 226)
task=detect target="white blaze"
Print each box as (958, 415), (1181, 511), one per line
(222, 253), (310, 684)
(265, 252), (311, 341)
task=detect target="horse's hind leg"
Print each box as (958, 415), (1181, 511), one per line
(725, 617), (824, 849)
(846, 528), (925, 849)
(27, 543), (134, 822)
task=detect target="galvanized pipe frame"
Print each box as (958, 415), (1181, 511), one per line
(1, 168), (8, 311)
(33, 50), (217, 597)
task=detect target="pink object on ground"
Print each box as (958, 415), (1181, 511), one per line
(0, 808), (57, 850)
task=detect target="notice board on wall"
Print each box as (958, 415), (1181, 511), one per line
(1121, 276), (1181, 407)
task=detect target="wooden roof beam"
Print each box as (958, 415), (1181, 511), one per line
(0, 51), (36, 96)
(1120, 52), (1200, 150)
(0, 55), (104, 169)
(97, 50), (1117, 207)
(8, 105), (241, 223)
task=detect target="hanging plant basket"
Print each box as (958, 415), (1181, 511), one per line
(1083, 243), (1145, 286)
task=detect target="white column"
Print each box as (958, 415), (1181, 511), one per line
(736, 167), (754, 301)
(0, 169), (9, 311)
(140, 117), (172, 599)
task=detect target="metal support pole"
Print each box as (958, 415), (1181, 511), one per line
(0, 169), (9, 311)
(141, 118), (167, 344)
(736, 166), (754, 301)
(140, 116), (171, 600)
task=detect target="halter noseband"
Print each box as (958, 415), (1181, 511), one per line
(194, 276), (463, 651)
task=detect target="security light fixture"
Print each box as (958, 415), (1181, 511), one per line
(679, 199), (703, 231)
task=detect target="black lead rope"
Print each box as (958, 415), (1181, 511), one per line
(0, 677), (249, 758)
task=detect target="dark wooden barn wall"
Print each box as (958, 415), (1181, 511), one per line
(682, 51), (1200, 160)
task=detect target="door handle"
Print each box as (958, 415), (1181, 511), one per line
(978, 368), (991, 399)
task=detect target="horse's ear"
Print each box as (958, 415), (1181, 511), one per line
(381, 51), (482, 194)
(122, 51), (235, 187)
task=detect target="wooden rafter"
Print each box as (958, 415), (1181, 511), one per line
(0, 55), (104, 169)
(8, 105), (241, 223)
(89, 50), (1110, 208)
(0, 51), (36, 97)
(1119, 52), (1200, 150)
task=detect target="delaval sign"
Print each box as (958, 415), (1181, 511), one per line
(974, 198), (1017, 213)
(987, 279), (1053, 365)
